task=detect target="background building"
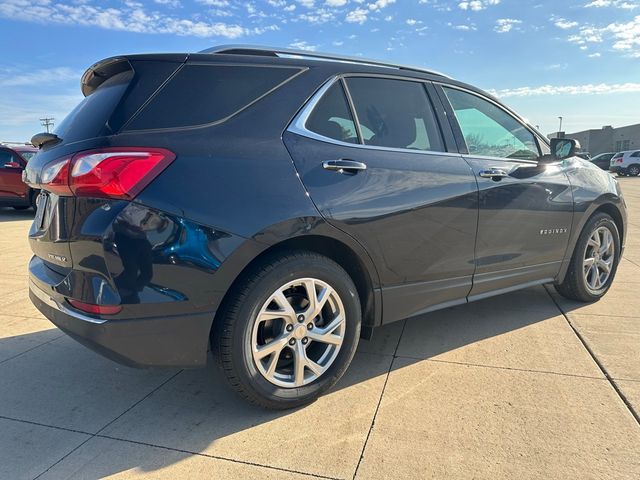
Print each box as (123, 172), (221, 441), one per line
(548, 123), (640, 155)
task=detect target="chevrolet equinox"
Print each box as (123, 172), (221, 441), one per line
(24, 46), (627, 409)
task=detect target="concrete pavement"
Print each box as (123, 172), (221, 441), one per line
(1, 178), (639, 479)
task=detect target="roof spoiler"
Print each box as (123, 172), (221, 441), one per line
(80, 57), (132, 97)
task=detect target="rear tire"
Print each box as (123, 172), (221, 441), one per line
(555, 213), (620, 302)
(628, 164), (640, 177)
(212, 251), (361, 409)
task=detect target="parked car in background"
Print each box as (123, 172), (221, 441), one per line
(0, 144), (38, 210)
(590, 152), (615, 170)
(23, 46), (627, 409)
(610, 150), (640, 176)
(576, 152), (591, 161)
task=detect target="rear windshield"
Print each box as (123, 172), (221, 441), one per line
(54, 71), (132, 143)
(123, 64), (302, 131)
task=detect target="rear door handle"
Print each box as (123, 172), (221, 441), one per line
(323, 159), (367, 174)
(478, 168), (509, 179)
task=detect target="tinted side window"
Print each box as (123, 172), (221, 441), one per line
(126, 65), (301, 131)
(306, 82), (358, 144)
(345, 77), (444, 152)
(443, 87), (539, 160)
(632, 151), (640, 158)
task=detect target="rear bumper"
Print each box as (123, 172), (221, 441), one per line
(29, 279), (213, 368)
(610, 166), (625, 174)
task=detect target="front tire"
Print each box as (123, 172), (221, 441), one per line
(628, 164), (640, 177)
(555, 213), (620, 302)
(212, 251), (361, 409)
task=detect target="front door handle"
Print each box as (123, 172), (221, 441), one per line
(323, 159), (367, 174)
(479, 168), (509, 180)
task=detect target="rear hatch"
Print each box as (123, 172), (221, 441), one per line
(24, 55), (186, 275)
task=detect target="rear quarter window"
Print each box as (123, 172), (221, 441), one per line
(54, 71), (133, 143)
(124, 64), (303, 131)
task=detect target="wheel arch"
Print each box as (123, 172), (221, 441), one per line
(594, 202), (625, 245)
(557, 198), (626, 284)
(211, 229), (382, 344)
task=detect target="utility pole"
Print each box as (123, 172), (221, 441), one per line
(39, 117), (55, 133)
(558, 116), (563, 133)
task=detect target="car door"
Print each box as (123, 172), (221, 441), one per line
(436, 85), (574, 298)
(284, 75), (478, 323)
(0, 148), (27, 201)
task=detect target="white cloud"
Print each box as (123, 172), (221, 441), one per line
(489, 82), (640, 98)
(588, 52), (602, 57)
(584, 0), (639, 9)
(289, 40), (318, 51)
(553, 18), (578, 29)
(568, 15), (640, 56)
(325, 0), (347, 6)
(345, 7), (368, 23)
(297, 8), (334, 23)
(494, 18), (522, 33)
(154, 0), (181, 7)
(197, 0), (229, 5)
(0, 0), (266, 38)
(368, 0), (396, 10)
(448, 22), (477, 31)
(458, 0), (500, 11)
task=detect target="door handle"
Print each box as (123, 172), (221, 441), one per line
(479, 168), (509, 180)
(323, 159), (367, 174)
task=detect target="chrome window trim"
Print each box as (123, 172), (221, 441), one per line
(461, 154), (539, 165)
(287, 74), (459, 159)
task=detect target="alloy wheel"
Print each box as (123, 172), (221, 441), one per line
(251, 278), (345, 388)
(583, 226), (615, 293)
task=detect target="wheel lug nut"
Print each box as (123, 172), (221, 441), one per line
(289, 338), (296, 346)
(302, 337), (308, 345)
(307, 323), (314, 330)
(297, 314), (305, 323)
(286, 324), (293, 332)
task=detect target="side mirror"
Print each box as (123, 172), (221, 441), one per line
(550, 138), (580, 160)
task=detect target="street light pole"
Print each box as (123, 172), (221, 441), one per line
(558, 116), (563, 133)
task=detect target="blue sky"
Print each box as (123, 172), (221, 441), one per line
(0, 0), (639, 142)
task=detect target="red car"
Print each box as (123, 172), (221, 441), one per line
(0, 144), (39, 210)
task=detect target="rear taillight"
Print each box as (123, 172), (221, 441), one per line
(40, 156), (73, 195)
(67, 299), (122, 315)
(40, 147), (175, 200)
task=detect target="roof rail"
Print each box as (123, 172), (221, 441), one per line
(199, 44), (450, 79)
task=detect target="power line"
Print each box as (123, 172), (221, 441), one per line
(39, 117), (55, 133)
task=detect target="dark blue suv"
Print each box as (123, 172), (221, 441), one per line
(24, 46), (627, 409)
